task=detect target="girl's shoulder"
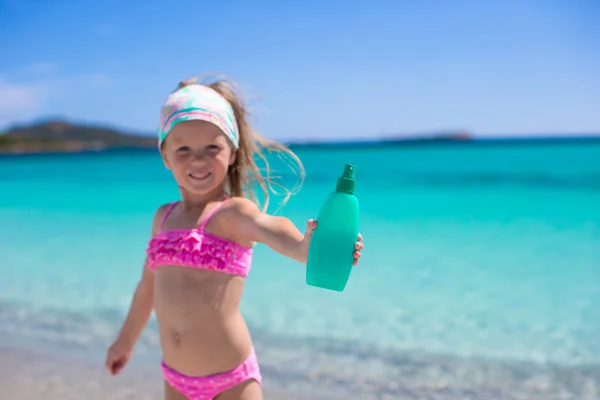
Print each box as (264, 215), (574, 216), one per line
(218, 197), (262, 220)
(210, 197), (262, 245)
(150, 202), (178, 235)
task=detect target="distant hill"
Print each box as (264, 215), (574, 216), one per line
(0, 120), (472, 155)
(0, 120), (156, 154)
(287, 131), (473, 149)
(1, 120), (598, 155)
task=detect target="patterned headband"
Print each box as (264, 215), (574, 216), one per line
(157, 84), (239, 148)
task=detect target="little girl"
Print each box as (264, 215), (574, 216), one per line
(105, 75), (364, 400)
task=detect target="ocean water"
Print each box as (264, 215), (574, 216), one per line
(2, 142), (600, 398)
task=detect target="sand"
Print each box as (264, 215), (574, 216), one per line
(0, 346), (310, 400)
(3, 344), (600, 400)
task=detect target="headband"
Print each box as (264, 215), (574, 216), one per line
(157, 84), (239, 148)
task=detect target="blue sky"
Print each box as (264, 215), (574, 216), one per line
(0, 0), (598, 140)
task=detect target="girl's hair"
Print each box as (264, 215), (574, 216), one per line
(176, 74), (305, 211)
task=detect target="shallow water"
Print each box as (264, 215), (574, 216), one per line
(1, 142), (600, 397)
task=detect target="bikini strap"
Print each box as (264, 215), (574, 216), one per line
(198, 198), (230, 231)
(159, 201), (179, 231)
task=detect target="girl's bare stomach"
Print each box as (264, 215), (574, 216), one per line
(153, 267), (253, 376)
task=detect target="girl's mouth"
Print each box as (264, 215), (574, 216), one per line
(189, 172), (211, 181)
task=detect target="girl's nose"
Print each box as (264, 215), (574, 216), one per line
(191, 150), (207, 161)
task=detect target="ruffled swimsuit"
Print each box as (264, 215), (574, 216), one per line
(145, 199), (261, 399)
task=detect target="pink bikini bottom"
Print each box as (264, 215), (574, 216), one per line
(161, 348), (262, 400)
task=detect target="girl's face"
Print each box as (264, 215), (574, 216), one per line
(161, 120), (236, 197)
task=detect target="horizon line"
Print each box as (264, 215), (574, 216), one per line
(3, 117), (600, 144)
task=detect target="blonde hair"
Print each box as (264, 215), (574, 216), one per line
(175, 74), (305, 211)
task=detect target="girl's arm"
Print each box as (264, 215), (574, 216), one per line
(114, 204), (168, 347)
(114, 263), (155, 348)
(229, 198), (342, 264)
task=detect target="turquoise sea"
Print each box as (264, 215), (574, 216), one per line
(2, 142), (600, 398)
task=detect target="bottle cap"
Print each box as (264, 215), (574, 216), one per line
(335, 164), (356, 193)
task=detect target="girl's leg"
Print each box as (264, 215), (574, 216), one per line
(215, 379), (262, 400)
(164, 380), (188, 400)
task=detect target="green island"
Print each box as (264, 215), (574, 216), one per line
(1, 120), (598, 155)
(0, 120), (156, 154)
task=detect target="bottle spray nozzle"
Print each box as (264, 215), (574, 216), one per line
(336, 164), (356, 194)
(342, 164), (355, 179)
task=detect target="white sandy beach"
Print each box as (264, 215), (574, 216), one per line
(0, 346), (319, 400)
(3, 343), (600, 400)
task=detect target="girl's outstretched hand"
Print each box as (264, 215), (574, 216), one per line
(352, 230), (364, 266)
(302, 219), (364, 266)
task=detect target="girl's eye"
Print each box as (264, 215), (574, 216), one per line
(177, 146), (190, 152)
(207, 145), (220, 151)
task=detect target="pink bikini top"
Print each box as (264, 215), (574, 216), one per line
(145, 199), (253, 277)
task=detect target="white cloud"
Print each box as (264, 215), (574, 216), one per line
(0, 78), (54, 123)
(0, 62), (111, 129)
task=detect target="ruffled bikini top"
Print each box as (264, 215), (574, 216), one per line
(145, 199), (253, 277)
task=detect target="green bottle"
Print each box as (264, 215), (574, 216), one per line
(306, 164), (360, 292)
